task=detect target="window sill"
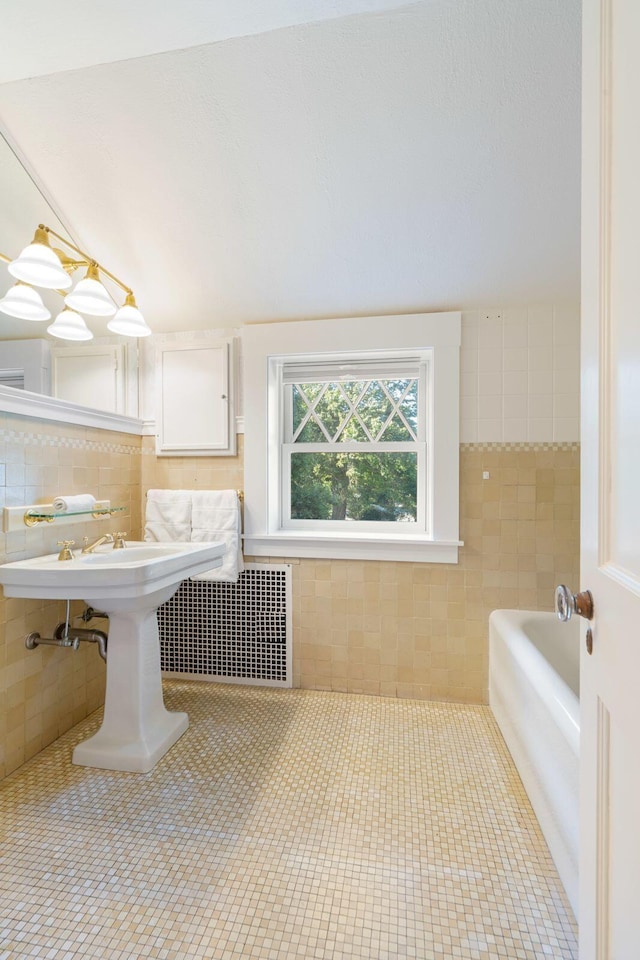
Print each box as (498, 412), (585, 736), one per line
(243, 533), (462, 564)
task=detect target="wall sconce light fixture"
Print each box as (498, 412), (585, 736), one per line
(0, 224), (151, 340)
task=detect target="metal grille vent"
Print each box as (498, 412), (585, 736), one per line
(157, 563), (292, 687)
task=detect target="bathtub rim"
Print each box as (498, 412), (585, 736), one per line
(489, 608), (580, 758)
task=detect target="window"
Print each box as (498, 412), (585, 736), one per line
(244, 313), (461, 562)
(281, 356), (427, 531)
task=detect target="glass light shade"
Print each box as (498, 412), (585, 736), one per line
(0, 283), (51, 321)
(47, 309), (93, 341)
(107, 299), (151, 337)
(8, 242), (72, 290)
(65, 273), (116, 317)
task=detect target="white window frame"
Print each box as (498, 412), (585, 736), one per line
(243, 312), (461, 563)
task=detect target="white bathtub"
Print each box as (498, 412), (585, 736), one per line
(489, 609), (580, 917)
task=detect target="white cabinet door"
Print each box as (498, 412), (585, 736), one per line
(155, 339), (236, 456)
(0, 339), (51, 393)
(52, 343), (127, 414)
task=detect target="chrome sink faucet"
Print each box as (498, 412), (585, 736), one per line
(81, 533), (114, 554)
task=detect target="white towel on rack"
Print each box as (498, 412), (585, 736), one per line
(190, 489), (244, 582)
(52, 494), (97, 513)
(144, 489), (192, 542)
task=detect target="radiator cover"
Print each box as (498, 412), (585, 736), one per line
(157, 563), (292, 687)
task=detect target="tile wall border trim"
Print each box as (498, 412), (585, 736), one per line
(461, 441), (580, 453)
(0, 427), (140, 455)
(1, 430), (579, 457)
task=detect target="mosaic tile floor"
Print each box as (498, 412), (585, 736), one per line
(0, 682), (577, 959)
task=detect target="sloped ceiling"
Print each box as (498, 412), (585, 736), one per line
(0, 0), (581, 334)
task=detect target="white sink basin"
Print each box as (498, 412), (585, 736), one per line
(0, 540), (224, 601)
(0, 538), (226, 774)
(80, 544), (180, 564)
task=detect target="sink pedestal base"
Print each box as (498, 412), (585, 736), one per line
(73, 587), (187, 773)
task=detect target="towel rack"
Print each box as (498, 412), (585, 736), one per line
(145, 489), (244, 501)
(2, 501), (125, 531)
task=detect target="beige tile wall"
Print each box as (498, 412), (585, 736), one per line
(141, 438), (580, 705)
(141, 435), (244, 493)
(1, 425), (579, 780)
(0, 413), (142, 779)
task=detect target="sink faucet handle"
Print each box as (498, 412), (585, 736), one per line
(113, 532), (128, 549)
(57, 540), (75, 561)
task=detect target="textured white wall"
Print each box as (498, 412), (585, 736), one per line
(0, 0), (414, 83)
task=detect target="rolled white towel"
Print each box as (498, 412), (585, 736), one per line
(52, 494), (97, 513)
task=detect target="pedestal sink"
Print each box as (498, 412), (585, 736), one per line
(0, 540), (225, 773)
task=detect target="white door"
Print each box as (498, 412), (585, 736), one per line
(580, 0), (640, 956)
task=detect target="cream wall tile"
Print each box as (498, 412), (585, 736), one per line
(0, 415), (141, 779)
(555, 418), (580, 442)
(478, 371), (502, 395)
(503, 319), (528, 348)
(503, 419), (528, 441)
(503, 371), (527, 396)
(460, 368), (478, 396)
(461, 303), (580, 443)
(477, 419), (503, 441)
(503, 395), (528, 418)
(478, 395), (502, 419)
(231, 445), (579, 707)
(529, 370), (553, 396)
(554, 304), (581, 345)
(530, 395), (553, 418)
(478, 348), (502, 373)
(529, 345), (553, 371)
(460, 420), (478, 443)
(555, 393), (580, 419)
(504, 347), (528, 371)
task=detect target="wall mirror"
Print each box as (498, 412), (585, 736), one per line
(0, 131), (142, 433)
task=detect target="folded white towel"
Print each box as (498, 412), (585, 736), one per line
(190, 489), (244, 582)
(144, 489), (192, 542)
(53, 494), (97, 513)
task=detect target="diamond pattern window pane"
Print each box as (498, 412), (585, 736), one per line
(297, 419), (327, 442)
(341, 380), (367, 404)
(292, 385), (308, 434)
(291, 377), (418, 444)
(379, 413), (413, 441)
(395, 379), (418, 434)
(313, 383), (350, 439)
(357, 382), (393, 440)
(302, 383), (324, 403)
(340, 416), (369, 442)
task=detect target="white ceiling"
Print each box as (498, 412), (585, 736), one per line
(0, 0), (415, 84)
(0, 0), (581, 334)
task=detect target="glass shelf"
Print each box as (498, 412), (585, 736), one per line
(24, 506), (126, 527)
